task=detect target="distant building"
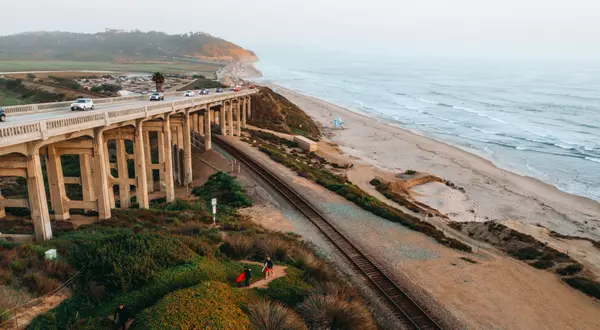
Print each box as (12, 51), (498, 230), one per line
(105, 28), (125, 34)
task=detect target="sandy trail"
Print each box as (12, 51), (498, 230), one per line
(240, 260), (287, 289)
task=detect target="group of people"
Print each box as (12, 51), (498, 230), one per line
(236, 256), (274, 287)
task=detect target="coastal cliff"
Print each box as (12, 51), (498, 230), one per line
(249, 87), (321, 139)
(0, 30), (257, 63)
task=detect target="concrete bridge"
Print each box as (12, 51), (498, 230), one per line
(0, 89), (257, 241)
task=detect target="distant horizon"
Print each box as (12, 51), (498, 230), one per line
(2, 0), (599, 62)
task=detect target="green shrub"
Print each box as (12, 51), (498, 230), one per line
(131, 282), (250, 329)
(509, 247), (544, 260)
(69, 229), (195, 292)
(192, 172), (252, 209)
(9, 260), (25, 273)
(531, 259), (553, 269)
(297, 294), (376, 330)
(220, 235), (255, 260)
(22, 272), (62, 295)
(563, 277), (600, 299)
(259, 268), (312, 307)
(247, 298), (307, 330)
(556, 263), (583, 276)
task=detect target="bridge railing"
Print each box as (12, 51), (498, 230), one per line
(0, 90), (256, 147)
(2, 91), (194, 115)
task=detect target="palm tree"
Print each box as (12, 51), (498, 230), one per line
(152, 72), (165, 92)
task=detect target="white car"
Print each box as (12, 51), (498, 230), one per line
(183, 90), (195, 97)
(149, 93), (164, 101)
(71, 98), (94, 111)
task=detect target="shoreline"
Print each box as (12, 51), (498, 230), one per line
(267, 83), (600, 241)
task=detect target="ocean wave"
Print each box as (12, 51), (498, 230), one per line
(452, 106), (508, 124)
(526, 163), (547, 177)
(585, 157), (600, 164)
(416, 97), (438, 105)
(469, 126), (496, 134)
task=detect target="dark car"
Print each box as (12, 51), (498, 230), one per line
(0, 107), (5, 122)
(199, 89), (209, 95)
(215, 88), (224, 93)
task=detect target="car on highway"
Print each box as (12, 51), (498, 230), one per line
(183, 90), (195, 97)
(234, 87), (240, 92)
(149, 92), (164, 101)
(71, 98), (94, 111)
(215, 88), (224, 93)
(249, 84), (255, 89)
(199, 89), (209, 95)
(0, 107), (5, 122)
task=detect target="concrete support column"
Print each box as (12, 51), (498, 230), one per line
(235, 101), (242, 136)
(248, 97), (252, 118)
(105, 140), (116, 209)
(157, 131), (165, 190)
(93, 132), (111, 219)
(144, 131), (154, 193)
(134, 122), (149, 209)
(220, 107), (227, 135)
(242, 98), (247, 128)
(182, 111), (193, 186)
(80, 154), (96, 212)
(46, 145), (69, 220)
(116, 139), (130, 208)
(228, 102), (234, 136)
(199, 113), (205, 136)
(26, 151), (52, 241)
(204, 109), (212, 151)
(162, 117), (176, 202)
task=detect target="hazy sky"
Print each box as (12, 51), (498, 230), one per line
(2, 0), (600, 60)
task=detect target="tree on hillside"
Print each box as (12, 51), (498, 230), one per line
(152, 72), (165, 92)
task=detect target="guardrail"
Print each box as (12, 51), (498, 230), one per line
(1, 91), (184, 116)
(0, 90), (256, 148)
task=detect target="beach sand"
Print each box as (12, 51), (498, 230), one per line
(269, 84), (600, 276)
(271, 85), (600, 237)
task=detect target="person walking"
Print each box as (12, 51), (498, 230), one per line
(262, 256), (274, 280)
(243, 266), (252, 287)
(114, 304), (131, 330)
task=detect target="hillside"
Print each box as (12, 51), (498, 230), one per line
(0, 30), (258, 63)
(249, 87), (321, 139)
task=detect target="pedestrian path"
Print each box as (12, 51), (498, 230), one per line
(240, 260), (288, 289)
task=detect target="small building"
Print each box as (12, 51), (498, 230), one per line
(294, 136), (318, 153)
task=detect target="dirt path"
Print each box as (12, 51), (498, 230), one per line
(240, 260), (287, 289)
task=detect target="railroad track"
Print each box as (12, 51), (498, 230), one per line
(213, 137), (441, 330)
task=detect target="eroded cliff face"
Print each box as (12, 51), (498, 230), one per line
(195, 44), (259, 63)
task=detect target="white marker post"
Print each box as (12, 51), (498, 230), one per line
(211, 198), (217, 225)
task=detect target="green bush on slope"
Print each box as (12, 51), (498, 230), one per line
(131, 281), (250, 329)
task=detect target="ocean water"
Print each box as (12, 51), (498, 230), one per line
(254, 50), (600, 202)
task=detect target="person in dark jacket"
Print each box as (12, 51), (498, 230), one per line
(243, 266), (252, 287)
(262, 256), (274, 280)
(114, 305), (131, 330)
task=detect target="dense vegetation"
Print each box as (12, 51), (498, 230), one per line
(177, 76), (226, 90)
(244, 130), (472, 253)
(249, 87), (321, 139)
(0, 78), (67, 104)
(0, 31), (257, 63)
(0, 172), (376, 329)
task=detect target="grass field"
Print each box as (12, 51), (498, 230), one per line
(0, 61), (225, 75)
